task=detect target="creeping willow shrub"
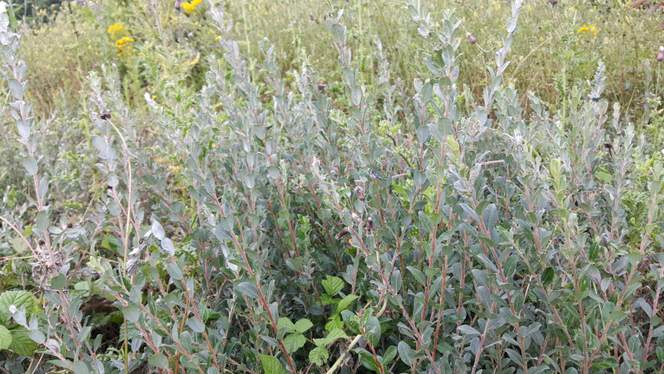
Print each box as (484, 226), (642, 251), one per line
(1, 1), (663, 373)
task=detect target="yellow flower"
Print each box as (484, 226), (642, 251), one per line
(577, 24), (599, 37)
(107, 23), (126, 38)
(181, 0), (202, 14)
(115, 36), (135, 53)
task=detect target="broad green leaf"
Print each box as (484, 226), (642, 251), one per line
(277, 317), (295, 333)
(258, 354), (287, 374)
(322, 276), (345, 296)
(325, 315), (343, 332)
(0, 290), (39, 325)
(8, 327), (37, 356)
(313, 328), (348, 347)
(294, 318), (313, 333)
(283, 333), (306, 353)
(0, 325), (11, 350)
(336, 294), (358, 313)
(309, 346), (329, 366)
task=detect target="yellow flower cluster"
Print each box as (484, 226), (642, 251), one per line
(107, 22), (135, 54)
(577, 24), (599, 37)
(181, 0), (202, 15)
(106, 23), (125, 38)
(115, 36), (135, 49)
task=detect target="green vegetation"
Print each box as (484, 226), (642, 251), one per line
(0, 0), (663, 373)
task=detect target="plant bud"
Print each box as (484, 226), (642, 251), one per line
(467, 33), (477, 45)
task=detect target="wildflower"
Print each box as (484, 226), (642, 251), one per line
(115, 36), (135, 53)
(106, 22), (126, 38)
(466, 33), (477, 45)
(657, 46), (664, 62)
(577, 24), (599, 37)
(181, 0), (202, 14)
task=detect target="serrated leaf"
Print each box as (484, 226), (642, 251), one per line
(283, 333), (306, 353)
(294, 318), (313, 333)
(314, 328), (348, 347)
(0, 290), (39, 325)
(322, 276), (345, 296)
(8, 327), (37, 356)
(0, 325), (11, 350)
(258, 354), (287, 374)
(277, 317), (295, 333)
(336, 294), (358, 314)
(309, 346), (329, 366)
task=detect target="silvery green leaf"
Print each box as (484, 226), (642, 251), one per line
(8, 79), (23, 99)
(235, 282), (257, 298)
(37, 176), (48, 202)
(166, 262), (183, 281)
(160, 238), (175, 256)
(21, 158), (37, 176)
(458, 325), (480, 337)
(16, 120), (30, 139)
(123, 304), (140, 323)
(482, 204), (498, 229)
(151, 219), (165, 241)
(634, 298), (653, 318)
(92, 136), (116, 161)
(397, 341), (415, 366)
(186, 317), (205, 333)
(35, 211), (49, 233)
(108, 175), (119, 188)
